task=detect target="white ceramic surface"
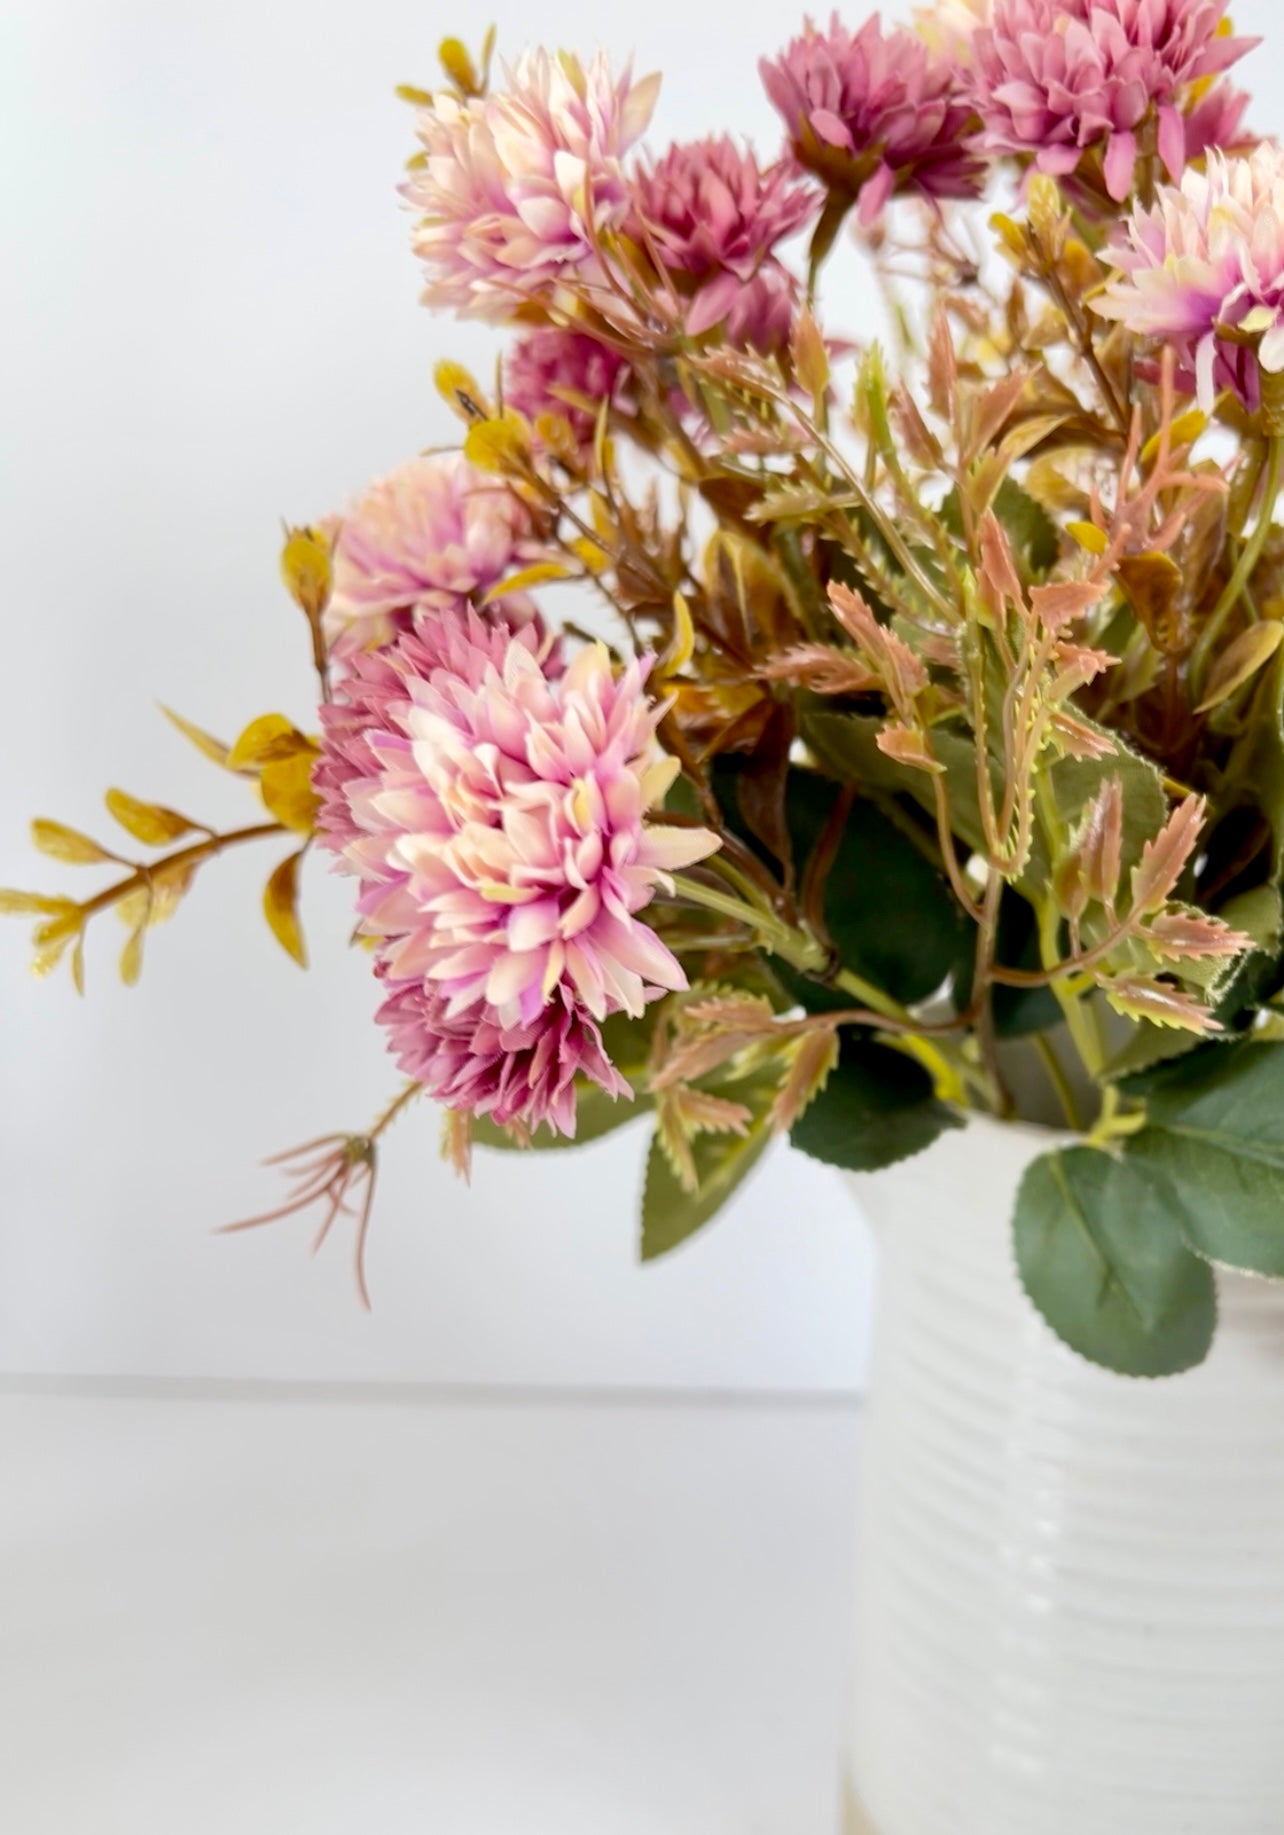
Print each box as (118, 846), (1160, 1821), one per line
(847, 1117), (1284, 1835)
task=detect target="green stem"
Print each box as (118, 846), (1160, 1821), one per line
(1190, 435), (1283, 687)
(1034, 1033), (1084, 1133)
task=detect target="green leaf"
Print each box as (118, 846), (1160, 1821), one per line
(790, 1038), (961, 1174)
(1124, 1041), (1284, 1276)
(473, 1082), (652, 1153)
(791, 772), (971, 1005)
(805, 711), (1168, 904)
(941, 478), (1058, 575)
(1014, 1146), (1216, 1377)
(640, 1107), (772, 1261)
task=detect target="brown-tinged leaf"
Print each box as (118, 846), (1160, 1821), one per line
(1077, 775), (1124, 905)
(827, 583), (927, 702)
(441, 1109), (474, 1181)
(926, 309), (958, 422)
(1195, 621), (1284, 713)
(755, 644), (880, 696)
(791, 306), (830, 408)
(969, 369), (1031, 457)
(105, 788), (200, 847)
(1117, 553), (1187, 656)
(228, 714), (313, 771)
(680, 993), (780, 1031)
(31, 820), (114, 866)
(656, 1085), (754, 1194)
(1053, 853), (1089, 923)
(1103, 976), (1218, 1034)
(1144, 908), (1251, 961)
(159, 704), (237, 771)
(771, 1029), (840, 1134)
(1029, 579), (1107, 629)
(890, 385), (944, 469)
(263, 849), (308, 967)
(1131, 795), (1206, 915)
(875, 723), (944, 773)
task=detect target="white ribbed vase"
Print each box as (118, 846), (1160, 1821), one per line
(847, 1117), (1284, 1835)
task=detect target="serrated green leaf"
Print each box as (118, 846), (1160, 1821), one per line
(790, 1038), (961, 1174)
(1013, 1146), (1215, 1377)
(640, 1110), (772, 1262)
(1124, 1041), (1284, 1277)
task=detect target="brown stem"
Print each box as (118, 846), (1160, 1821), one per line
(76, 822), (286, 922)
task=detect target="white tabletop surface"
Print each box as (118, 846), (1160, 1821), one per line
(0, 1385), (861, 1835)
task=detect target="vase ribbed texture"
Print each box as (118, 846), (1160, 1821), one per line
(847, 1119), (1284, 1835)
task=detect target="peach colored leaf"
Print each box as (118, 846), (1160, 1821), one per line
(1131, 796), (1206, 916)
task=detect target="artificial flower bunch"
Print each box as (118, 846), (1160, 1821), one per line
(12, 0), (1284, 1376)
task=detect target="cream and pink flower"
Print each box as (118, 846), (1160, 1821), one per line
(316, 614), (719, 1135)
(969, 0), (1256, 202)
(1093, 144), (1284, 412)
(913, 0), (992, 63)
(626, 136), (817, 350)
(404, 49), (660, 320)
(323, 454), (539, 655)
(760, 14), (985, 224)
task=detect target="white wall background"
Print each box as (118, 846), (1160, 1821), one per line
(0, 0), (891, 1389)
(6, 0), (1269, 1387)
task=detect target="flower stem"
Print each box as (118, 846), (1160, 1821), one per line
(1190, 434), (1283, 687)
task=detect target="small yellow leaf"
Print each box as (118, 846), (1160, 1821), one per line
(31, 820), (114, 866)
(480, 560), (571, 603)
(463, 412), (531, 475)
(263, 849), (308, 967)
(159, 704), (236, 771)
(31, 933), (74, 981)
(1141, 409), (1207, 466)
(229, 713), (313, 771)
(569, 535), (610, 573)
(394, 83), (435, 106)
(1195, 621), (1284, 713)
(434, 360), (488, 422)
(1067, 519), (1109, 555)
(70, 933), (86, 996)
(259, 753), (320, 835)
(438, 35), (480, 94)
(279, 524), (334, 621)
(105, 788), (200, 847)
(119, 921), (146, 988)
(659, 590), (696, 678)
(0, 890), (79, 918)
(33, 909), (83, 947)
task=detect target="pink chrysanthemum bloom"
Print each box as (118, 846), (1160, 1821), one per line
(504, 327), (629, 451)
(316, 615), (719, 1136)
(969, 0), (1256, 202)
(324, 454), (539, 656)
(1093, 145), (1284, 412)
(404, 50), (661, 321)
(626, 136), (817, 349)
(760, 14), (985, 226)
